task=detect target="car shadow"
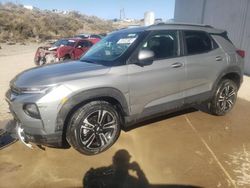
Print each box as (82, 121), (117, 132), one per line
(123, 107), (198, 132)
(82, 149), (202, 188)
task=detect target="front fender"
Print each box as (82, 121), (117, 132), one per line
(55, 87), (129, 132)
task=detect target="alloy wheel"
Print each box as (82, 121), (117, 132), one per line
(217, 82), (237, 113)
(79, 109), (118, 151)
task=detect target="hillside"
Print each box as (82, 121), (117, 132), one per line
(0, 3), (115, 43)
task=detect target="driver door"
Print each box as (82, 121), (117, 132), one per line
(128, 30), (185, 117)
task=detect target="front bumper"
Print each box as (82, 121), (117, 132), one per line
(8, 119), (64, 148)
(5, 89), (65, 148)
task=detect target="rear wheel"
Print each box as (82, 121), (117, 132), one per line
(209, 79), (238, 116)
(66, 101), (121, 155)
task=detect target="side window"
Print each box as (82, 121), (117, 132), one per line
(78, 40), (89, 48)
(141, 31), (179, 59)
(184, 31), (212, 55)
(88, 41), (93, 47)
(90, 35), (102, 39)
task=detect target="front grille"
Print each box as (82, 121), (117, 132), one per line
(10, 85), (21, 95)
(6, 99), (19, 121)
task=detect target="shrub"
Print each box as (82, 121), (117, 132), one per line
(0, 3), (115, 42)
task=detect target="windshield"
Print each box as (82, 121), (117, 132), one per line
(53, 39), (76, 47)
(81, 31), (140, 62)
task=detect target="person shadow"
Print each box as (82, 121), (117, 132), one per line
(82, 149), (203, 188)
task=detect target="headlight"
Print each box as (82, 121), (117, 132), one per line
(19, 87), (51, 94)
(23, 103), (41, 119)
(11, 84), (58, 94)
(37, 85), (72, 103)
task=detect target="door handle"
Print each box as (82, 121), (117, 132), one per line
(215, 56), (223, 61)
(171, 62), (183, 68)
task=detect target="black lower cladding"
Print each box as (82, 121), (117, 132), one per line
(25, 131), (64, 147)
(6, 118), (64, 148)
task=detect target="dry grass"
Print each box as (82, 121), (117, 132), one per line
(0, 2), (115, 43)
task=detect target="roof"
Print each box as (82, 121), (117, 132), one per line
(115, 22), (225, 34)
(61, 38), (82, 42)
(60, 38), (99, 42)
(147, 22), (225, 34)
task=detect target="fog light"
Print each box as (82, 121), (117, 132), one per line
(23, 103), (41, 119)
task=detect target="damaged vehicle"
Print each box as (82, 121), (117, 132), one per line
(6, 23), (244, 155)
(74, 33), (105, 39)
(34, 38), (100, 66)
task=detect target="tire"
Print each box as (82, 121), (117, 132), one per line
(66, 101), (121, 155)
(209, 79), (238, 116)
(61, 54), (71, 61)
(37, 57), (46, 66)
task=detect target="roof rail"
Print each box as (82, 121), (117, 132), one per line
(153, 22), (214, 28)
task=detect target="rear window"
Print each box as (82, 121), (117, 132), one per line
(184, 31), (212, 55)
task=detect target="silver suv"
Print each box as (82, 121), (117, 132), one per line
(6, 23), (244, 155)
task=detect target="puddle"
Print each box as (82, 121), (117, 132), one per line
(225, 145), (250, 187)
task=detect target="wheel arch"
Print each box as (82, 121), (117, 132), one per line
(63, 54), (71, 59)
(221, 72), (241, 88)
(212, 66), (243, 94)
(56, 87), (129, 143)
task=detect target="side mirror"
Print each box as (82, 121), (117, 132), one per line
(77, 45), (83, 49)
(137, 49), (154, 66)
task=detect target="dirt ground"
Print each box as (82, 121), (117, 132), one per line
(0, 43), (250, 188)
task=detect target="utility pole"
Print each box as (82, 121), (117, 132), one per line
(120, 8), (125, 20)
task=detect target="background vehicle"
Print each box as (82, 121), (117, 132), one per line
(7, 23), (244, 155)
(74, 33), (105, 39)
(34, 38), (100, 66)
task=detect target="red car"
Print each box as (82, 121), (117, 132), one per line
(34, 38), (100, 65)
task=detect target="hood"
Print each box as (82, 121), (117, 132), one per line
(48, 46), (58, 51)
(12, 61), (110, 88)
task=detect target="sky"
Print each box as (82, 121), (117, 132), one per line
(0, 0), (175, 20)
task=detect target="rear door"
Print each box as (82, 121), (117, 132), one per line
(183, 30), (228, 103)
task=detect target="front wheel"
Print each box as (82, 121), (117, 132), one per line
(209, 79), (238, 116)
(66, 101), (121, 155)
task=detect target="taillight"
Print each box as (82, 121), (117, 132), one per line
(236, 50), (245, 58)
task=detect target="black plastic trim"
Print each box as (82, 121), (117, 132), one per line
(124, 91), (211, 128)
(56, 87), (129, 132)
(211, 66), (243, 94)
(25, 131), (64, 147)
